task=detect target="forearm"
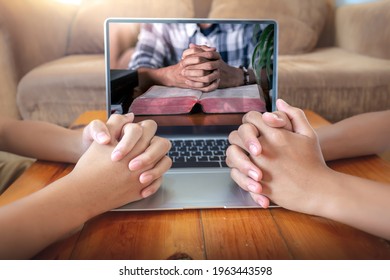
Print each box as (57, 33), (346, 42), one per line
(312, 169), (390, 240)
(0, 118), (83, 163)
(221, 66), (248, 88)
(317, 110), (390, 161)
(137, 67), (175, 92)
(0, 174), (90, 259)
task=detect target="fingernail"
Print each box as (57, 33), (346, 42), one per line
(142, 189), (153, 198)
(111, 150), (122, 161)
(248, 170), (259, 181)
(257, 197), (265, 207)
(263, 112), (281, 121)
(129, 159), (142, 171)
(96, 132), (110, 143)
(249, 143), (259, 155)
(248, 184), (258, 193)
(257, 196), (268, 208)
(140, 174), (153, 184)
(271, 113), (283, 121)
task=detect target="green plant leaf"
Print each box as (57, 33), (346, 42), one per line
(251, 24), (274, 84)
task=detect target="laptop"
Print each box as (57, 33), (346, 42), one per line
(104, 18), (278, 210)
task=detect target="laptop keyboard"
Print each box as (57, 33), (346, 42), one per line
(169, 138), (229, 168)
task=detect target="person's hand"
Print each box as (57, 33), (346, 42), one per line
(180, 44), (244, 91)
(81, 114), (171, 194)
(157, 44), (219, 91)
(153, 43), (242, 92)
(227, 100), (329, 213)
(226, 105), (291, 207)
(179, 44), (220, 91)
(81, 113), (135, 158)
(229, 104), (293, 156)
(226, 99), (292, 207)
(69, 119), (172, 218)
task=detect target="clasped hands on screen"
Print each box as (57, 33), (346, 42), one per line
(169, 43), (244, 92)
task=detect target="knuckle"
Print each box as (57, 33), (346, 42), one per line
(230, 167), (238, 179)
(142, 153), (153, 164)
(203, 75), (214, 83)
(237, 123), (248, 135)
(268, 129), (286, 143)
(225, 156), (231, 168)
(205, 52), (214, 59)
(192, 57), (201, 64)
(156, 136), (172, 152)
(125, 122), (143, 135)
(108, 113), (123, 123)
(225, 145), (234, 158)
(89, 119), (104, 132)
(165, 156), (173, 168)
(291, 107), (305, 118)
(150, 136), (172, 154)
(204, 63), (215, 71)
(164, 138), (172, 151)
(228, 130), (238, 143)
(90, 119), (101, 127)
(244, 111), (262, 123)
(141, 119), (157, 130)
(204, 84), (216, 92)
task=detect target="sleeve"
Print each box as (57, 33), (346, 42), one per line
(128, 23), (168, 69)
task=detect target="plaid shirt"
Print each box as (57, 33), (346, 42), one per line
(129, 23), (256, 70)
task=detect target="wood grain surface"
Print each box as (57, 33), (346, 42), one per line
(1, 110), (389, 259)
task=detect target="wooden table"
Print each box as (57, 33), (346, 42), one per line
(1, 110), (390, 260)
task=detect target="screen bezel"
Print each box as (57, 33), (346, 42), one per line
(104, 18), (279, 124)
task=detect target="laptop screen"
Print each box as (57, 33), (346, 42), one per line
(104, 19), (278, 128)
(104, 19), (278, 210)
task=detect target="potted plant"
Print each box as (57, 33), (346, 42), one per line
(251, 24), (274, 112)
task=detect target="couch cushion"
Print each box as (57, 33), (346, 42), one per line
(336, 0), (390, 60)
(67, 0), (195, 55)
(17, 55), (106, 126)
(278, 47), (390, 122)
(208, 0), (328, 55)
(0, 0), (77, 80)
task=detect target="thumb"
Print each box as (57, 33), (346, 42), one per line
(84, 120), (111, 145)
(276, 99), (316, 138)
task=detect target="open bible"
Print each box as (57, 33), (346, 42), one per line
(129, 84), (266, 115)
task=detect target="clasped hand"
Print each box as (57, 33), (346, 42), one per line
(170, 43), (243, 92)
(226, 99), (328, 214)
(71, 113), (172, 215)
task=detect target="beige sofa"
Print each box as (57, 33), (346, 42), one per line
(0, 0), (389, 126)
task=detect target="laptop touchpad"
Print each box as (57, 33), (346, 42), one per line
(115, 169), (260, 211)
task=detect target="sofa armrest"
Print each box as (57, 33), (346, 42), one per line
(335, 0), (390, 59)
(0, 0), (77, 80)
(0, 0), (77, 119)
(0, 31), (19, 119)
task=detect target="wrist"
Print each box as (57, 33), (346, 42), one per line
(239, 65), (250, 86)
(62, 171), (103, 221)
(61, 129), (86, 164)
(316, 125), (342, 161)
(41, 174), (92, 231)
(161, 66), (176, 87)
(306, 167), (342, 217)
